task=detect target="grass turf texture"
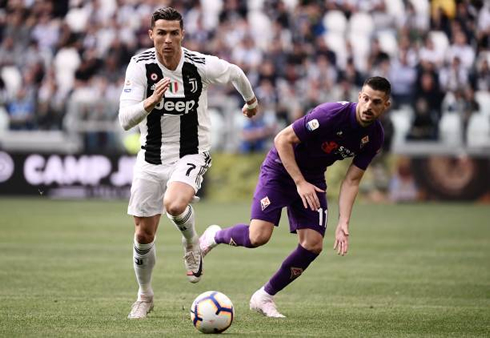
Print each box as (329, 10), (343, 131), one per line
(0, 198), (489, 337)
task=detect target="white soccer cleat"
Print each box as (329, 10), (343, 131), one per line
(183, 238), (203, 283)
(128, 300), (154, 319)
(199, 225), (221, 257)
(249, 287), (286, 318)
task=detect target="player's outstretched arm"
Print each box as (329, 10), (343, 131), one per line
(274, 126), (324, 211)
(334, 164), (365, 256)
(204, 56), (257, 118)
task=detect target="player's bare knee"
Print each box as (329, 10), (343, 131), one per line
(301, 241), (323, 255)
(134, 230), (155, 244)
(309, 245), (323, 255)
(164, 199), (187, 216)
(133, 219), (156, 243)
(249, 233), (270, 247)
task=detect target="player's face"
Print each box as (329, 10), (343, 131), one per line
(356, 85), (391, 127)
(149, 19), (184, 58)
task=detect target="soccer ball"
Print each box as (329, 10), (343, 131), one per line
(190, 291), (235, 334)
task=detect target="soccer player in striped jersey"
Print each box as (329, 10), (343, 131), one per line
(200, 77), (391, 318)
(119, 7), (258, 319)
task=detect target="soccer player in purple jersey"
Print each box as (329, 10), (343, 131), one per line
(200, 76), (391, 318)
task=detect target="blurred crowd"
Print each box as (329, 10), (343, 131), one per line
(0, 0), (489, 152)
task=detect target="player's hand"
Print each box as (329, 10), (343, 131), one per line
(150, 78), (170, 105)
(242, 98), (258, 118)
(242, 105), (258, 118)
(296, 180), (324, 211)
(333, 223), (349, 256)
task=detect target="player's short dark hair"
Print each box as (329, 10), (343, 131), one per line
(151, 7), (183, 30)
(363, 76), (391, 97)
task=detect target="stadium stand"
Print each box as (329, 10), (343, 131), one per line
(0, 0), (489, 155)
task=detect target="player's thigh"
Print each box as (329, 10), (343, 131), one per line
(168, 152), (212, 194)
(287, 192), (328, 237)
(128, 167), (167, 217)
(165, 181), (195, 204)
(250, 170), (294, 227)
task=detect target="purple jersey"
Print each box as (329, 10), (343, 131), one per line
(262, 101), (384, 182)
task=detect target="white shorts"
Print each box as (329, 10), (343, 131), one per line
(128, 152), (212, 217)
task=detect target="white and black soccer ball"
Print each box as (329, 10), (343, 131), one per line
(190, 291), (234, 334)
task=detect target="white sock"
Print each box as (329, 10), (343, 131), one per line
(261, 287), (272, 297)
(133, 237), (156, 301)
(167, 205), (197, 244)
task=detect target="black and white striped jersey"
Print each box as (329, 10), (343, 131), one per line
(119, 47), (255, 165)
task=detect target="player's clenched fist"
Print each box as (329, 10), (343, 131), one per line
(242, 104), (258, 118)
(242, 97), (259, 118)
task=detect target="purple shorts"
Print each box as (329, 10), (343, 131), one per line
(250, 166), (328, 236)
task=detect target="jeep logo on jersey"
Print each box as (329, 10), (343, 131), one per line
(155, 98), (196, 115)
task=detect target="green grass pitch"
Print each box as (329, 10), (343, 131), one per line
(0, 197), (489, 337)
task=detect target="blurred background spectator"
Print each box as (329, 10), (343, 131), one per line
(0, 0), (488, 154)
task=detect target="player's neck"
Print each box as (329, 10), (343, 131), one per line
(157, 49), (182, 71)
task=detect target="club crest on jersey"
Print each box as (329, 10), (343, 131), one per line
(321, 141), (339, 154)
(189, 78), (198, 93)
(150, 73), (158, 81)
(306, 119), (319, 131)
(169, 81), (179, 93)
(290, 267), (303, 280)
(261, 196), (271, 211)
(360, 135), (369, 149)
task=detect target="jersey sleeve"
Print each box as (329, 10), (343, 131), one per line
(292, 102), (341, 143)
(118, 58), (149, 130)
(203, 55), (255, 101)
(353, 124), (385, 170)
(120, 58), (147, 104)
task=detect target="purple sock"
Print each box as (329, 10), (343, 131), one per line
(264, 244), (319, 296)
(215, 223), (255, 248)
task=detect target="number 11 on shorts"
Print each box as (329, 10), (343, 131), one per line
(317, 208), (327, 227)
